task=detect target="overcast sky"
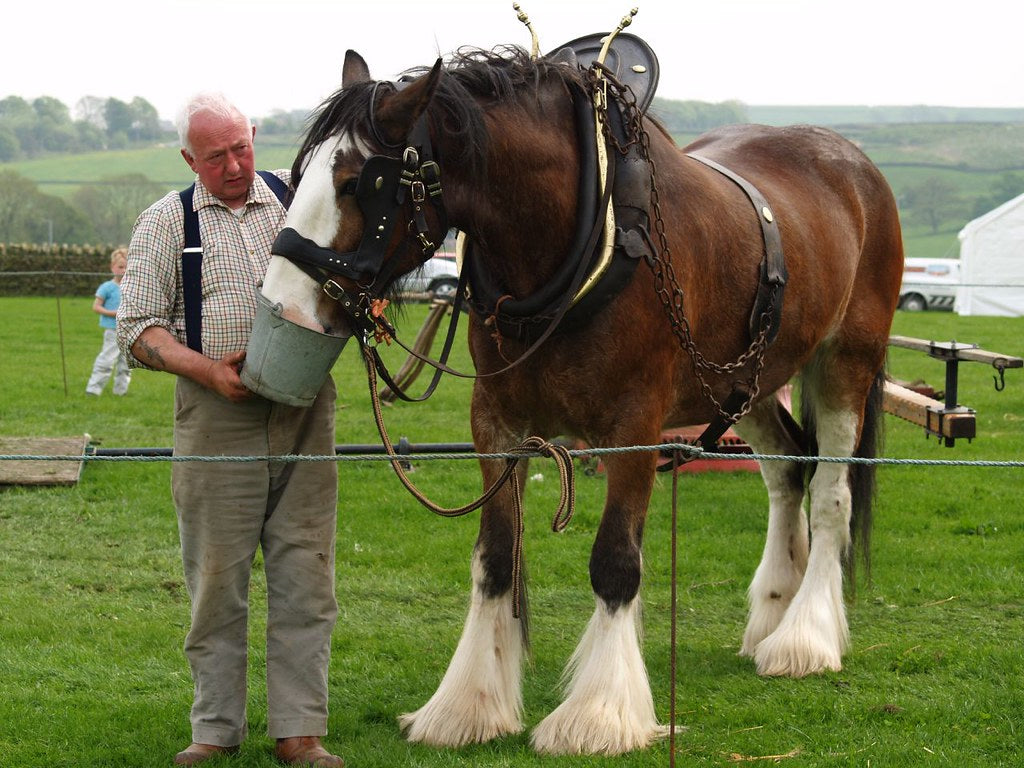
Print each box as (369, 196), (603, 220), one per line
(4, 0), (1021, 123)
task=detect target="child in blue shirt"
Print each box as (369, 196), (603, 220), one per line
(86, 247), (132, 396)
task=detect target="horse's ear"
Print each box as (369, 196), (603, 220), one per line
(343, 50), (371, 87)
(374, 58), (444, 146)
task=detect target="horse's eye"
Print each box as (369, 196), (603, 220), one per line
(339, 178), (358, 197)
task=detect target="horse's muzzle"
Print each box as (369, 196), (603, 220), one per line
(241, 293), (351, 407)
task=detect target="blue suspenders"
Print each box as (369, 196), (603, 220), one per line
(178, 170), (290, 354)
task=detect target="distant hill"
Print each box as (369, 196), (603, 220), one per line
(4, 102), (1024, 260)
(745, 105), (1024, 126)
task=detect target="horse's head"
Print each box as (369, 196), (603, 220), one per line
(246, 44), (584, 404)
(241, 51), (454, 405)
(261, 50), (447, 342)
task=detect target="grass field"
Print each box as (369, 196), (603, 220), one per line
(4, 137), (303, 199)
(1, 297), (1022, 767)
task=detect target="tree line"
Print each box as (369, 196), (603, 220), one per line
(900, 171), (1024, 235)
(0, 169), (165, 245)
(0, 94), (309, 244)
(2, 93), (1023, 246)
(0, 94), (167, 160)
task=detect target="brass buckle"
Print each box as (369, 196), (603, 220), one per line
(322, 279), (345, 301)
(417, 232), (436, 253)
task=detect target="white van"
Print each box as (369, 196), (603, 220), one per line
(395, 232), (460, 300)
(899, 258), (960, 311)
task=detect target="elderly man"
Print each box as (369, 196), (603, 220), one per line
(117, 92), (343, 767)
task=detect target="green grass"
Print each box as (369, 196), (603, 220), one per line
(1, 298), (1022, 767)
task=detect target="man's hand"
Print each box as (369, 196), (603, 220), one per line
(203, 351), (251, 402)
(133, 327), (252, 402)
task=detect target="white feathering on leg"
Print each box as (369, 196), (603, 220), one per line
(752, 408), (856, 677)
(399, 554), (524, 746)
(531, 598), (668, 755)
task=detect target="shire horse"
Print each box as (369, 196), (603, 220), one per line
(260, 41), (903, 755)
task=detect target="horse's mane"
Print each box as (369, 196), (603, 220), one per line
(292, 45), (585, 183)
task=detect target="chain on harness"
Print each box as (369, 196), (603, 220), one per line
(590, 66), (777, 437)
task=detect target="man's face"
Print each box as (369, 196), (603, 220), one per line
(182, 110), (256, 208)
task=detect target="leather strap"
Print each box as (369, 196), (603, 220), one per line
(686, 153), (787, 346)
(179, 184), (203, 353)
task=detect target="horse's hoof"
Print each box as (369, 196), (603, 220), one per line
(530, 709), (669, 755)
(753, 629), (844, 677)
(399, 702), (522, 747)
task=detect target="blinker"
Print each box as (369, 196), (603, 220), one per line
(271, 147), (441, 285)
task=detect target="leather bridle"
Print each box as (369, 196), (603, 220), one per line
(271, 93), (448, 341)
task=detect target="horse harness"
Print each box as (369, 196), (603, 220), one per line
(466, 34), (789, 449)
(662, 151), (789, 455)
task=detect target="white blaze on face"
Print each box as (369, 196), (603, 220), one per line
(262, 131), (369, 332)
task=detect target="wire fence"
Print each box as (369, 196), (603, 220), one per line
(6, 270), (1024, 289)
(2, 442), (1022, 468)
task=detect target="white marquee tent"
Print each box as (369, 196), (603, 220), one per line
(955, 192), (1024, 316)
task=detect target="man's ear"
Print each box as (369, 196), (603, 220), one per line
(181, 148), (198, 172)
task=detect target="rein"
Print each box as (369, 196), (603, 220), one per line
(362, 344), (575, 619)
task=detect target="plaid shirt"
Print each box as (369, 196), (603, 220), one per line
(117, 170), (290, 369)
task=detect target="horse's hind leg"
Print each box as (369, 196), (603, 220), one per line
(751, 348), (883, 677)
(531, 450), (668, 755)
(731, 394), (809, 657)
(399, 460), (526, 746)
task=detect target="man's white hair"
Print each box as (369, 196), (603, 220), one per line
(176, 92), (252, 157)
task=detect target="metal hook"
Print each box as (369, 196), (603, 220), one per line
(993, 363), (1007, 392)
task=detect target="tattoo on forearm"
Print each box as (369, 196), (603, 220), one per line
(138, 338), (166, 370)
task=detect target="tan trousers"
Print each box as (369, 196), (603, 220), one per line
(171, 376), (338, 746)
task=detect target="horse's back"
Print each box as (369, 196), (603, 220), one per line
(684, 123), (894, 208)
(677, 122), (903, 374)
(685, 123), (868, 169)
(684, 122), (902, 280)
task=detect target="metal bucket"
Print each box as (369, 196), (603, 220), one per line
(241, 293), (350, 407)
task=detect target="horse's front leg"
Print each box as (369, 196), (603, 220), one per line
(531, 450), (669, 755)
(399, 451), (526, 746)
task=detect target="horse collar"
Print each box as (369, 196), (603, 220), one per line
(462, 73), (652, 343)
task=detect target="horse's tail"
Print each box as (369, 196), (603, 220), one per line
(847, 367), (885, 586)
(800, 366), (885, 589)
